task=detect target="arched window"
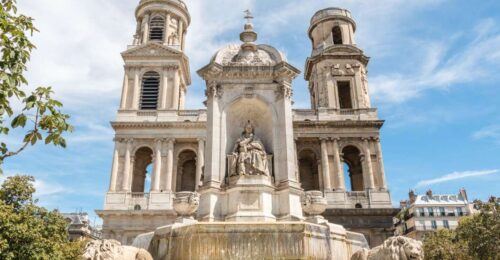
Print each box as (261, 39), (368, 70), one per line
(332, 26), (343, 45)
(149, 16), (165, 41)
(342, 146), (364, 191)
(131, 147), (153, 193)
(140, 71), (160, 110)
(176, 150), (197, 192)
(298, 150), (320, 191)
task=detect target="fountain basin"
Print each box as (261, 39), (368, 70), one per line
(142, 221), (368, 260)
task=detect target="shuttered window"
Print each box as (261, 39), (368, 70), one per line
(140, 71), (160, 110)
(149, 16), (165, 41)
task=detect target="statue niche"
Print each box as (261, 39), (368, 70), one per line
(228, 121), (271, 177)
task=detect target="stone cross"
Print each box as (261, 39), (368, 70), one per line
(244, 9), (254, 23)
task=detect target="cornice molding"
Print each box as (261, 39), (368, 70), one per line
(111, 121), (206, 130)
(294, 120), (385, 129)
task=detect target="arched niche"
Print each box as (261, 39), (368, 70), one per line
(176, 150), (197, 192)
(223, 96), (275, 156)
(298, 149), (319, 191)
(342, 145), (364, 191)
(131, 147), (153, 193)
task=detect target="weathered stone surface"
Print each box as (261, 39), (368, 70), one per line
(143, 222), (368, 260)
(351, 236), (423, 260)
(82, 239), (153, 260)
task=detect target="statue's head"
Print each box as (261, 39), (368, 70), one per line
(243, 120), (254, 135)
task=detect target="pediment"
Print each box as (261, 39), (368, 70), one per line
(122, 42), (182, 58)
(322, 45), (364, 55)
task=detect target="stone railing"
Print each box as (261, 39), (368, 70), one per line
(128, 192), (150, 210)
(178, 110), (202, 117)
(346, 191), (368, 197)
(293, 108), (378, 121)
(137, 111), (158, 117)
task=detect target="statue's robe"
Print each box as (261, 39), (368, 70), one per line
(234, 134), (269, 176)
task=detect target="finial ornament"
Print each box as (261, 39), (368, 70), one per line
(244, 9), (254, 24)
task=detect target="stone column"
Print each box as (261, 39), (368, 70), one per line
(142, 14), (150, 43)
(274, 81), (298, 184)
(196, 138), (205, 191)
(362, 138), (375, 190)
(320, 138), (332, 191)
(332, 138), (345, 191)
(152, 139), (163, 192)
(204, 81), (222, 187)
(178, 20), (184, 50)
(122, 139), (133, 191)
(119, 72), (129, 109)
(294, 138), (300, 181)
(109, 140), (120, 192)
(165, 138), (175, 191)
(375, 138), (388, 190)
(132, 69), (141, 110)
(164, 13), (171, 45)
(317, 159), (323, 190)
(171, 70), (180, 109)
(160, 69), (169, 109)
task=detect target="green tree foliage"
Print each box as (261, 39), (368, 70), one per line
(0, 0), (72, 172)
(0, 175), (83, 259)
(456, 198), (500, 260)
(423, 229), (470, 260)
(423, 198), (500, 260)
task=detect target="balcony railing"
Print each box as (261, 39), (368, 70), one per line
(346, 191), (368, 197)
(130, 192), (150, 199)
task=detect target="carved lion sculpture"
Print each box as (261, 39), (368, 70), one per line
(351, 236), (423, 260)
(82, 239), (153, 260)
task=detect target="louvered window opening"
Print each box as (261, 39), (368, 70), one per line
(149, 17), (165, 41)
(140, 72), (160, 110)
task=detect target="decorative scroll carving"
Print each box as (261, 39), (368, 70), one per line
(275, 82), (293, 100)
(205, 81), (223, 98)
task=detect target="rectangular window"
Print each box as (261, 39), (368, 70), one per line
(443, 220), (450, 229)
(337, 81), (353, 109)
(457, 207), (464, 216)
(431, 220), (437, 229)
(440, 207), (446, 216)
(428, 207), (434, 217)
(420, 221), (426, 231)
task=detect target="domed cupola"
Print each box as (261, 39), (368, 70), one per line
(199, 10), (299, 79)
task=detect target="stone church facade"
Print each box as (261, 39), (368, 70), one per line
(96, 0), (397, 248)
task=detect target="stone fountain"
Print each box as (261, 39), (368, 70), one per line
(131, 190), (368, 260)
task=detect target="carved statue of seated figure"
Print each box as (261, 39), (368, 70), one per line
(229, 121), (270, 177)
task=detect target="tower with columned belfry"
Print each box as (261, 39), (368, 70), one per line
(299, 7), (397, 246)
(96, 0), (208, 245)
(96, 3), (397, 248)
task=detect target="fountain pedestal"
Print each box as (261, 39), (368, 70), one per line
(146, 221), (368, 260)
(225, 174), (276, 222)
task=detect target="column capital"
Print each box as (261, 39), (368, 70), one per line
(330, 137), (341, 142)
(319, 137), (329, 142)
(154, 138), (165, 144)
(166, 138), (176, 144)
(361, 137), (371, 143)
(197, 138), (206, 143)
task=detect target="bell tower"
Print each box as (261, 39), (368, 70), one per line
(118, 0), (191, 113)
(305, 8), (371, 110)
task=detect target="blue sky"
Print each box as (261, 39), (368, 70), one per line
(2, 0), (499, 224)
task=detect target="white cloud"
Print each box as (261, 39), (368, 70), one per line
(370, 19), (500, 104)
(0, 171), (68, 197)
(416, 169), (499, 188)
(473, 124), (500, 144)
